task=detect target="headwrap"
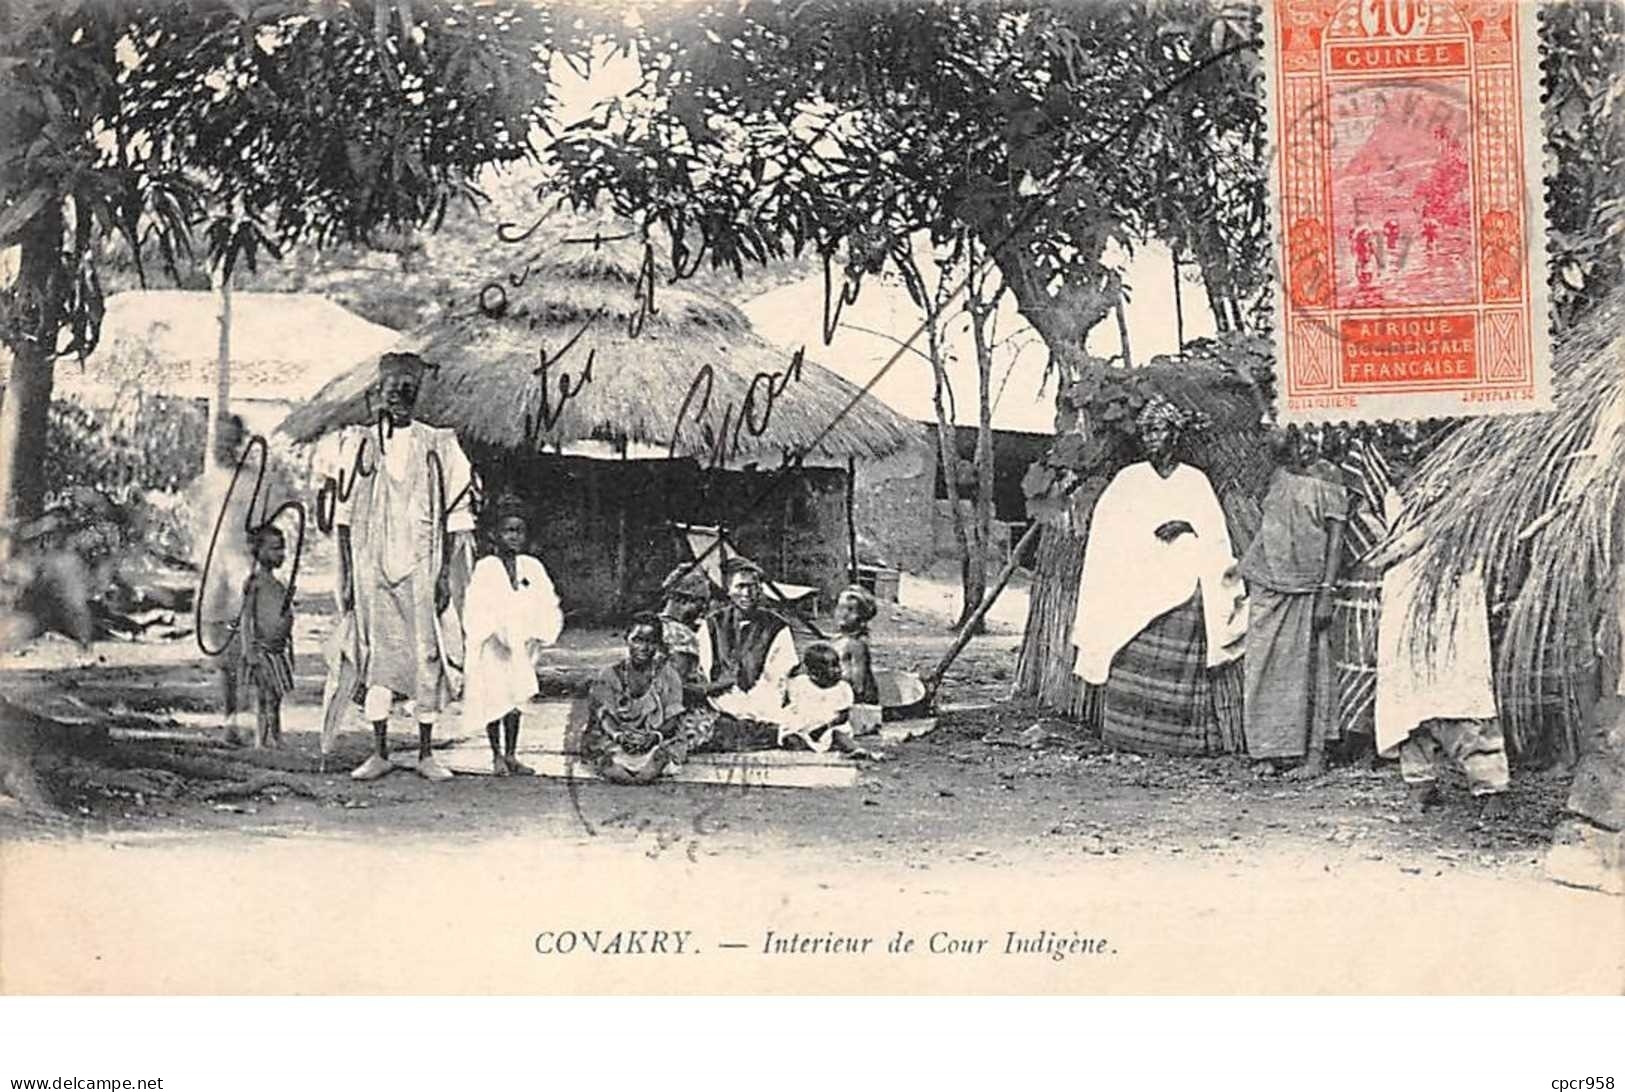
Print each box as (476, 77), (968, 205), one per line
(629, 611), (666, 643)
(661, 563), (712, 600)
(1135, 395), (1186, 439)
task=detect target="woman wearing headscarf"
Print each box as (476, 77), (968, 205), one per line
(1070, 397), (1248, 755)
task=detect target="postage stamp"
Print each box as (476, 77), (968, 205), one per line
(1262, 0), (1553, 424)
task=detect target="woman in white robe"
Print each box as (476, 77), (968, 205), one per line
(1071, 399), (1247, 755)
(461, 501), (563, 775)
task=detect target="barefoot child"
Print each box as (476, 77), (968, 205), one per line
(831, 585), (879, 704)
(463, 497), (563, 776)
(239, 525), (295, 748)
(775, 641), (863, 754)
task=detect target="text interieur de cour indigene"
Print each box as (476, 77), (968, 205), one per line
(532, 929), (1114, 962)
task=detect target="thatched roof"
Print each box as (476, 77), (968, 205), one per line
(57, 290), (403, 402)
(1386, 288), (1625, 755)
(277, 216), (924, 463)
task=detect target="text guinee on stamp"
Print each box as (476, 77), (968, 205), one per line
(1263, 0), (1553, 424)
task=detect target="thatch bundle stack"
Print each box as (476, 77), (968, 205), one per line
(1387, 289), (1624, 756)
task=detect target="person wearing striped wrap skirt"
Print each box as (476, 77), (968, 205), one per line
(1071, 399), (1248, 756)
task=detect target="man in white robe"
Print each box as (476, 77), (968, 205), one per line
(336, 352), (475, 782)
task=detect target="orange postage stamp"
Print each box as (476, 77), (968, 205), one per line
(1262, 0), (1553, 423)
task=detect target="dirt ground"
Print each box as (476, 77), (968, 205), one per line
(1, 560), (1618, 994)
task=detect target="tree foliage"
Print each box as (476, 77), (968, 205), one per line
(1545, 0), (1625, 326)
(0, 0), (560, 361)
(548, 0), (1262, 381)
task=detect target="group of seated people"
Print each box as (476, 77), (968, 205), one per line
(581, 557), (884, 784)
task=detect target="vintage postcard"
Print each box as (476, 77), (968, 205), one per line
(0, 0), (1621, 1002)
(1263, 0), (1555, 423)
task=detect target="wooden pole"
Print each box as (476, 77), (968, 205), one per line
(923, 519), (1042, 700)
(1172, 253), (1185, 353)
(846, 455), (858, 583)
(615, 444), (629, 613)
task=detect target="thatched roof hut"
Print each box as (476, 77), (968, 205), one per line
(1386, 289), (1624, 756)
(277, 217), (922, 464)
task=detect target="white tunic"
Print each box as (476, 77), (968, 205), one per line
(1374, 545), (1498, 755)
(333, 422), (474, 706)
(1071, 462), (1247, 685)
(460, 554), (562, 732)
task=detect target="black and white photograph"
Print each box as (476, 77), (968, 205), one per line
(0, 0), (1621, 1022)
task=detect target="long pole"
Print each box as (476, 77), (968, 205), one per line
(923, 518), (1042, 700)
(1172, 253), (1185, 353)
(846, 455), (858, 584)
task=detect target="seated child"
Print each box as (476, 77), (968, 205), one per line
(462, 497), (563, 776)
(831, 585), (879, 705)
(584, 613), (716, 784)
(775, 641), (860, 754)
(238, 524), (295, 749)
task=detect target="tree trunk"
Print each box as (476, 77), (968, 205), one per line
(0, 200), (65, 558)
(1114, 293), (1133, 368)
(980, 218), (1114, 390)
(1013, 520), (1090, 717)
(206, 271), (232, 470)
(960, 260), (1000, 634)
(925, 312), (973, 630)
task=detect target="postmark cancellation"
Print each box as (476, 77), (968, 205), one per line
(1262, 0), (1554, 424)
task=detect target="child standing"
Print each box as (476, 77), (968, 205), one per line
(462, 497), (563, 776)
(239, 524), (295, 749)
(831, 585), (879, 704)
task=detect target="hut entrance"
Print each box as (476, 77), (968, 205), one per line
(473, 446), (854, 625)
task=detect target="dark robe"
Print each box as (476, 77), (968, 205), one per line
(706, 603), (790, 691)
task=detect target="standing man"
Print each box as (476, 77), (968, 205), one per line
(337, 352), (475, 782)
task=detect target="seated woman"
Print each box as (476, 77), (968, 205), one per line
(831, 585), (879, 706)
(583, 613), (715, 784)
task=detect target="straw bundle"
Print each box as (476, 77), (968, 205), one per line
(1384, 288), (1625, 755)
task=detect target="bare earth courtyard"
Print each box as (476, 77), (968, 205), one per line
(1, 569), (1617, 994)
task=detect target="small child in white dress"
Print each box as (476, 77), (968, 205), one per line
(775, 641), (856, 753)
(462, 498), (563, 775)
